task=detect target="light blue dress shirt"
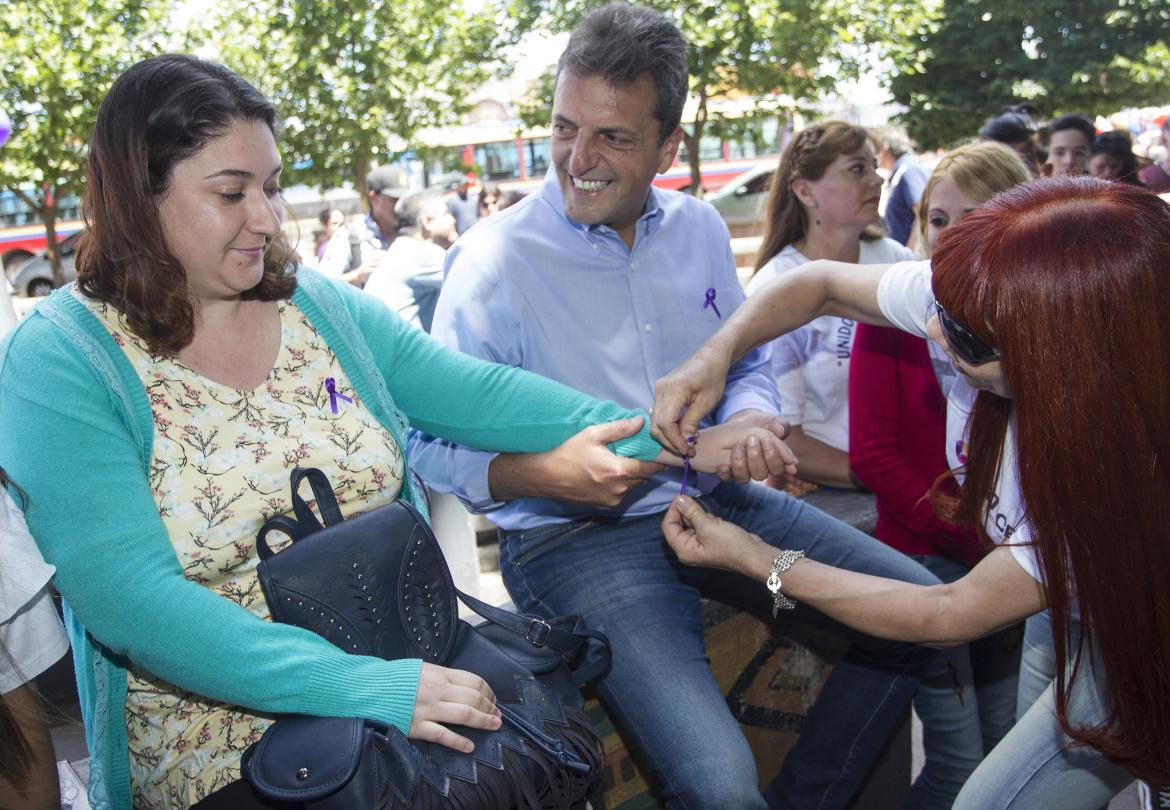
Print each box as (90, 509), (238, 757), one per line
(407, 168), (780, 530)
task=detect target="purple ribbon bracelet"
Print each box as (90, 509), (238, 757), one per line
(679, 434), (698, 495)
(324, 377), (353, 414)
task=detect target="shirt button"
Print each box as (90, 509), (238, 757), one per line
(629, 261), (637, 271)
(643, 323), (653, 333)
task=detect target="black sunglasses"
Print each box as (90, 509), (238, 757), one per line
(933, 301), (1000, 366)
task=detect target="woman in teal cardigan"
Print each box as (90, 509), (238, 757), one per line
(0, 56), (784, 810)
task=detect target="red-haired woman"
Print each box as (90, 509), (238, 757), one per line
(650, 176), (1170, 807)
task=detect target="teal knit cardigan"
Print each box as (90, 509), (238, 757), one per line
(0, 269), (659, 809)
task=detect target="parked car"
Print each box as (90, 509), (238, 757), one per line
(8, 230), (80, 297)
(706, 164), (774, 230)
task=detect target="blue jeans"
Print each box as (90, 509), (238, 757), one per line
(904, 555), (1022, 810)
(499, 481), (939, 810)
(1017, 610), (1059, 721)
(953, 644), (1134, 809)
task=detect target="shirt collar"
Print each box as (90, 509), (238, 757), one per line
(539, 166), (666, 245)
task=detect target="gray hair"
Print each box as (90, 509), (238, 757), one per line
(557, 4), (688, 143)
(394, 189), (447, 234)
(872, 124), (916, 158)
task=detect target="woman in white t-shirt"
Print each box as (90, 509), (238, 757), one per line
(651, 176), (1170, 807)
(745, 121), (913, 488)
(1, 468), (69, 810)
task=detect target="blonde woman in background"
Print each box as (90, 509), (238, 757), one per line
(849, 141), (1031, 807)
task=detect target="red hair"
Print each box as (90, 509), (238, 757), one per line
(931, 176), (1170, 781)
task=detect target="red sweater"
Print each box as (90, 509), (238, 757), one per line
(848, 323), (986, 568)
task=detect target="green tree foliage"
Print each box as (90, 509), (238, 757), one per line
(0, 0), (168, 281)
(211, 0), (540, 196)
(888, 0), (1170, 149)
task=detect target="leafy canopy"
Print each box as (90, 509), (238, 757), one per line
(887, 0), (1170, 149)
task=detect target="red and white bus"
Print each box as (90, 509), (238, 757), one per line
(0, 189), (82, 271)
(412, 111), (785, 195)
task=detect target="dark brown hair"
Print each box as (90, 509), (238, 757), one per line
(932, 176), (1170, 782)
(77, 54), (295, 355)
(0, 663), (36, 796)
(558, 4), (688, 143)
(753, 121), (882, 273)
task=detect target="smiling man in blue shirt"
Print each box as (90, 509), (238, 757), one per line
(409, 5), (938, 808)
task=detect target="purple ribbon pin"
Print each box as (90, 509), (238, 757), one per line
(703, 287), (721, 318)
(324, 377), (353, 414)
(679, 434), (698, 495)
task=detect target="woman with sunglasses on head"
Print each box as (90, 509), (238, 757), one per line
(650, 176), (1170, 808)
(847, 140), (1032, 808)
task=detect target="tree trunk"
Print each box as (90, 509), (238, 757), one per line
(685, 87), (709, 196)
(354, 150), (370, 210)
(43, 202), (61, 288)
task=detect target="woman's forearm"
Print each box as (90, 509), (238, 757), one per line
(784, 427), (856, 488)
(652, 262), (895, 454)
(663, 497), (1045, 648)
(721, 261), (894, 365)
(731, 538), (963, 646)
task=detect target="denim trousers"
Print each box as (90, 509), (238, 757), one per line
(953, 638), (1134, 809)
(904, 554), (1022, 810)
(1016, 610), (1060, 722)
(499, 481), (939, 810)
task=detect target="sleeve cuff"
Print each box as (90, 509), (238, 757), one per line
(303, 656), (424, 734)
(606, 413), (661, 460)
(456, 450), (508, 512)
(715, 395), (783, 426)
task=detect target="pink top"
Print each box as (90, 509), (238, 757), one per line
(1138, 162), (1170, 193)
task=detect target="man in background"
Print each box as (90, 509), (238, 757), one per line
(363, 189), (455, 332)
(319, 165), (412, 286)
(1044, 113), (1095, 177)
(875, 125), (928, 247)
(445, 173), (479, 235)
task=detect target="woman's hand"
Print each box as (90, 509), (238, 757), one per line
(651, 344), (734, 456)
(661, 494), (772, 576)
(690, 418), (797, 482)
(409, 663), (502, 753)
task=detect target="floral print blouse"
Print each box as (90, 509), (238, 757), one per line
(89, 299), (404, 810)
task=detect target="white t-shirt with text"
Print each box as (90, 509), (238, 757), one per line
(876, 259), (1039, 581)
(0, 488), (69, 693)
(745, 238), (914, 450)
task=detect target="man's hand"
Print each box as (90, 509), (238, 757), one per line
(409, 663), (502, 753)
(715, 409), (797, 483)
(488, 416), (668, 508)
(688, 416), (797, 484)
(651, 344), (732, 456)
